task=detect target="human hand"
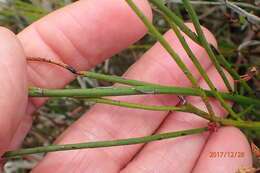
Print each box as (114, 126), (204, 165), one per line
(0, 0), (252, 172)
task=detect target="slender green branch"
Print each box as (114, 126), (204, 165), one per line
(30, 86), (260, 129)
(3, 102), (260, 158)
(4, 97), (260, 158)
(2, 127), (207, 158)
(149, 0), (199, 44)
(86, 98), (260, 130)
(149, 0), (253, 94)
(181, 0), (241, 120)
(79, 71), (257, 107)
(81, 71), (248, 97)
(85, 68), (218, 116)
(80, 71), (159, 87)
(164, 14), (243, 120)
(182, 0), (233, 92)
(128, 44), (151, 49)
(31, 87), (260, 129)
(28, 86), (260, 106)
(164, 15), (215, 116)
(127, 0), (242, 120)
(186, 104), (260, 129)
(126, 0), (217, 117)
(85, 98), (186, 112)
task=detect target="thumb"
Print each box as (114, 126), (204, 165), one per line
(0, 27), (28, 156)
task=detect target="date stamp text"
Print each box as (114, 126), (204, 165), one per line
(209, 152), (245, 158)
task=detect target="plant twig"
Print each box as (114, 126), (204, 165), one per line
(126, 0), (217, 117)
(163, 15), (215, 116)
(148, 0), (253, 94)
(79, 71), (158, 87)
(27, 57), (78, 74)
(182, 0), (233, 92)
(86, 98), (186, 111)
(28, 86), (260, 106)
(185, 104), (260, 129)
(127, 0), (240, 120)
(149, 0), (199, 44)
(3, 103), (260, 158)
(181, 0), (241, 120)
(2, 127), (208, 158)
(86, 98), (260, 130)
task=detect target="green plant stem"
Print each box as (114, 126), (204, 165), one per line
(164, 15), (215, 116)
(85, 98), (186, 111)
(81, 71), (158, 87)
(126, 0), (216, 117)
(28, 86), (260, 106)
(85, 71), (217, 116)
(186, 104), (260, 129)
(182, 0), (232, 92)
(86, 98), (260, 130)
(3, 105), (260, 158)
(128, 44), (151, 49)
(127, 0), (241, 120)
(79, 71), (256, 107)
(2, 127), (207, 158)
(149, 0), (199, 43)
(28, 85), (260, 129)
(148, 0), (253, 94)
(81, 71), (247, 97)
(181, 0), (241, 120)
(164, 15), (243, 120)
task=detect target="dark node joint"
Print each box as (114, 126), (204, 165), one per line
(210, 44), (220, 55)
(66, 66), (78, 74)
(178, 96), (187, 105)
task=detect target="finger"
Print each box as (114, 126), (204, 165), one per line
(12, 0), (152, 153)
(31, 25), (217, 173)
(0, 28), (27, 155)
(18, 0), (152, 108)
(121, 67), (237, 173)
(193, 127), (252, 173)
